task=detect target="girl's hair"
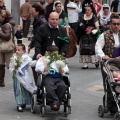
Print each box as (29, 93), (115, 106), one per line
(47, 45), (59, 52)
(110, 12), (120, 21)
(85, 3), (96, 14)
(17, 25), (22, 28)
(17, 44), (26, 51)
(103, 7), (109, 10)
(55, 2), (61, 7)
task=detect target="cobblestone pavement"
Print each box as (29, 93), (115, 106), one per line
(0, 39), (114, 120)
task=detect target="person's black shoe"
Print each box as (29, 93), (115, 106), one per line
(17, 106), (23, 112)
(95, 63), (99, 68)
(81, 66), (88, 69)
(21, 104), (26, 108)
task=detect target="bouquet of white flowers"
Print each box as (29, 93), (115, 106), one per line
(56, 60), (66, 69)
(11, 54), (22, 71)
(91, 29), (101, 39)
(91, 29), (98, 35)
(45, 52), (67, 69)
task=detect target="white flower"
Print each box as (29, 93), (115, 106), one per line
(56, 60), (65, 68)
(44, 56), (50, 66)
(91, 29), (98, 34)
(13, 60), (17, 66)
(11, 53), (22, 70)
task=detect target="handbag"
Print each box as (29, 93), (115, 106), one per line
(0, 23), (14, 53)
(66, 28), (77, 58)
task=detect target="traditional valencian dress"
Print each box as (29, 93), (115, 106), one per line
(9, 53), (37, 107)
(78, 13), (99, 64)
(97, 4), (111, 32)
(53, 1), (69, 28)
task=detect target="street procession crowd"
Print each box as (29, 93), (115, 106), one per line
(0, 0), (120, 117)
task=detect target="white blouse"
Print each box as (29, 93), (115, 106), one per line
(95, 33), (120, 58)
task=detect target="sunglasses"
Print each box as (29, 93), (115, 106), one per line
(112, 23), (120, 26)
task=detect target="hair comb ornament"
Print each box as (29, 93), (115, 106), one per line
(85, 2), (93, 7)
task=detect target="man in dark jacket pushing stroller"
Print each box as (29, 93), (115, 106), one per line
(35, 12), (69, 111)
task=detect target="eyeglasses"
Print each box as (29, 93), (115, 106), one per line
(112, 23), (120, 26)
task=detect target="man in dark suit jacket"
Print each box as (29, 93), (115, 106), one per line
(35, 12), (69, 110)
(35, 12), (69, 59)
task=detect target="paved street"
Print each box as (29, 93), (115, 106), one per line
(0, 39), (114, 120)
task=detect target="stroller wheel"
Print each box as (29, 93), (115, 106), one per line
(64, 106), (69, 117)
(98, 105), (104, 117)
(31, 94), (37, 113)
(67, 97), (71, 114)
(114, 112), (120, 120)
(104, 106), (108, 113)
(40, 105), (45, 117)
(68, 106), (71, 114)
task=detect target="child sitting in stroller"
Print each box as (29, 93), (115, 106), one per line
(112, 70), (120, 93)
(112, 71), (120, 81)
(35, 45), (69, 111)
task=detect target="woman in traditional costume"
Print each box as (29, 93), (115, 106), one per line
(53, 1), (69, 36)
(78, 3), (99, 69)
(97, 4), (111, 32)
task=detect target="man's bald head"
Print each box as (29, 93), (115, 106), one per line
(48, 12), (59, 28)
(49, 12), (59, 19)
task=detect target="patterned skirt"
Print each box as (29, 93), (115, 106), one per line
(13, 75), (31, 106)
(79, 55), (99, 63)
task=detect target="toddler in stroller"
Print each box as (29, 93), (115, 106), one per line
(112, 70), (120, 94)
(31, 45), (71, 117)
(98, 58), (120, 119)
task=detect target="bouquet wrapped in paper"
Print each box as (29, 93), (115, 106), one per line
(10, 53), (22, 72)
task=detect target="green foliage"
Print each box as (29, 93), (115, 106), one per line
(14, 55), (22, 70)
(45, 51), (67, 66)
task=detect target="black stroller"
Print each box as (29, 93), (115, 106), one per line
(98, 58), (120, 119)
(31, 72), (71, 117)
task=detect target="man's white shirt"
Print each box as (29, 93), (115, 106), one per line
(67, 2), (82, 23)
(95, 33), (120, 58)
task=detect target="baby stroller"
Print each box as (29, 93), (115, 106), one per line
(31, 72), (71, 117)
(98, 58), (120, 119)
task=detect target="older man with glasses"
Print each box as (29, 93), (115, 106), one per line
(95, 13), (120, 60)
(95, 13), (120, 114)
